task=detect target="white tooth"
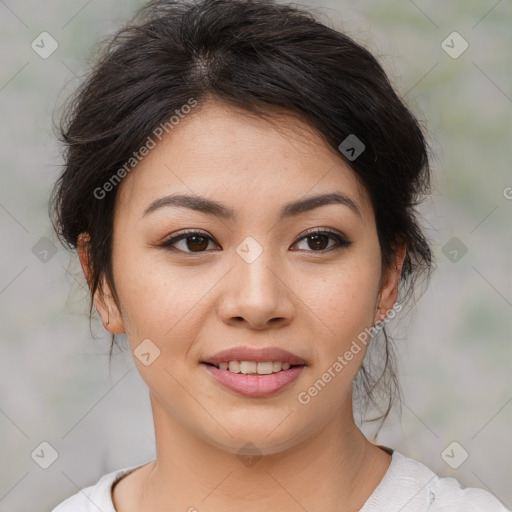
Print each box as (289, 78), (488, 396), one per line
(257, 362), (273, 375)
(228, 361), (241, 373)
(225, 361), (290, 374)
(239, 361), (257, 374)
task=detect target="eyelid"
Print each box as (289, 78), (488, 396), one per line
(297, 226), (348, 241)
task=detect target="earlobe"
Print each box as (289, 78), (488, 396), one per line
(77, 232), (125, 335)
(94, 282), (125, 334)
(374, 242), (407, 325)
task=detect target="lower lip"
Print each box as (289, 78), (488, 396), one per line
(202, 364), (305, 397)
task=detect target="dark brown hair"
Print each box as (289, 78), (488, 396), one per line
(50, 0), (433, 427)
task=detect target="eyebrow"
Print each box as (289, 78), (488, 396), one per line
(141, 191), (361, 220)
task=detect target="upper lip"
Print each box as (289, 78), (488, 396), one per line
(202, 346), (307, 366)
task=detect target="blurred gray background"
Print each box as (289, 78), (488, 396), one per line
(1, 0), (511, 510)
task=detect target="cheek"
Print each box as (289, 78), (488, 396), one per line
(296, 266), (380, 411)
(314, 257), (381, 331)
(304, 251), (382, 387)
(111, 248), (205, 347)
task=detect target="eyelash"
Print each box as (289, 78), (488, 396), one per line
(158, 228), (352, 254)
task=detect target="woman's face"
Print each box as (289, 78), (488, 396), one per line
(84, 101), (402, 455)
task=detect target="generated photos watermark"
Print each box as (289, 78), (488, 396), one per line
(93, 97), (198, 200)
(297, 302), (402, 405)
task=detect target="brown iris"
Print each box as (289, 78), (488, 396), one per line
(306, 234), (329, 251)
(185, 235), (210, 252)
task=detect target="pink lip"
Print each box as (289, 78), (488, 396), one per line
(202, 364), (305, 397)
(202, 346), (307, 366)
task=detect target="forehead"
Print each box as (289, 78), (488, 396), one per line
(115, 101), (373, 221)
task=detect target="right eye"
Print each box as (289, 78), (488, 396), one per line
(159, 230), (220, 253)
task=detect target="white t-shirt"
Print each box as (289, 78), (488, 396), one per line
(51, 450), (510, 511)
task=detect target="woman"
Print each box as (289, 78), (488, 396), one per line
(49, 0), (510, 510)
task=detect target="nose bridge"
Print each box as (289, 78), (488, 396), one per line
(219, 235), (293, 327)
(234, 235), (282, 301)
(240, 251), (278, 294)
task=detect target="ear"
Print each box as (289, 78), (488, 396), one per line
(373, 241), (407, 326)
(77, 233), (125, 334)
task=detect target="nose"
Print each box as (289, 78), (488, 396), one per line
(217, 249), (295, 331)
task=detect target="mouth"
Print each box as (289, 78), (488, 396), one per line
(200, 349), (307, 397)
(202, 346), (307, 368)
(200, 346), (307, 397)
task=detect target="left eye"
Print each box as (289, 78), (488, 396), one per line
(159, 229), (351, 254)
(293, 229), (351, 252)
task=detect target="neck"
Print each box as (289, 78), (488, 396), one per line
(129, 393), (392, 512)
